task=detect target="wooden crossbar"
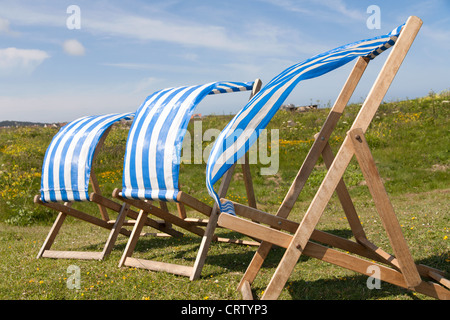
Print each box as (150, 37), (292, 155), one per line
(177, 192), (213, 217)
(113, 190), (206, 237)
(42, 250), (104, 260)
(349, 128), (421, 286)
(34, 196), (130, 236)
(124, 258), (194, 277)
(90, 193), (182, 237)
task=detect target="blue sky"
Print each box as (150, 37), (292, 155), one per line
(0, 0), (449, 123)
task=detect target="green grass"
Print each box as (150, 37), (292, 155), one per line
(0, 190), (447, 300)
(0, 92), (448, 300)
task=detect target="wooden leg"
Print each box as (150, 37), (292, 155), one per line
(321, 142), (367, 241)
(190, 81), (262, 280)
(89, 126), (112, 221)
(190, 203), (220, 280)
(118, 209), (148, 267)
(240, 280), (254, 300)
(241, 152), (257, 209)
(177, 202), (187, 219)
(90, 172), (110, 221)
(36, 209), (68, 259)
(349, 128), (421, 288)
(176, 181), (187, 219)
(190, 164), (236, 280)
(101, 203), (130, 258)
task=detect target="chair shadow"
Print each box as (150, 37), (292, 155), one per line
(77, 225), (447, 300)
(261, 274), (423, 300)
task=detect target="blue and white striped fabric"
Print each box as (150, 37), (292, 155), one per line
(206, 24), (404, 215)
(121, 81), (254, 202)
(40, 112), (134, 202)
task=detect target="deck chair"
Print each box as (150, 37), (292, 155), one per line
(206, 16), (450, 300)
(112, 80), (262, 279)
(35, 112), (181, 260)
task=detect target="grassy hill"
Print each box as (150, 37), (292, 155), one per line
(1, 92), (448, 225)
(0, 120), (57, 128)
(0, 92), (448, 300)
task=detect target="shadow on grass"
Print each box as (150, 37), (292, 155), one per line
(73, 226), (447, 300)
(253, 274), (423, 300)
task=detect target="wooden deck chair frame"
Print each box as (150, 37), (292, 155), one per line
(215, 16), (449, 300)
(111, 80), (262, 279)
(35, 114), (182, 261)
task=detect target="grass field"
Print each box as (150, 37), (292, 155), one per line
(0, 92), (448, 300)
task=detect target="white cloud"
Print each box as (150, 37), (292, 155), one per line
(102, 62), (155, 70)
(89, 13), (325, 58)
(0, 2), (322, 57)
(317, 0), (365, 22)
(87, 15), (249, 52)
(101, 61), (223, 77)
(63, 39), (85, 56)
(261, 0), (365, 23)
(0, 47), (49, 75)
(0, 3), (61, 27)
